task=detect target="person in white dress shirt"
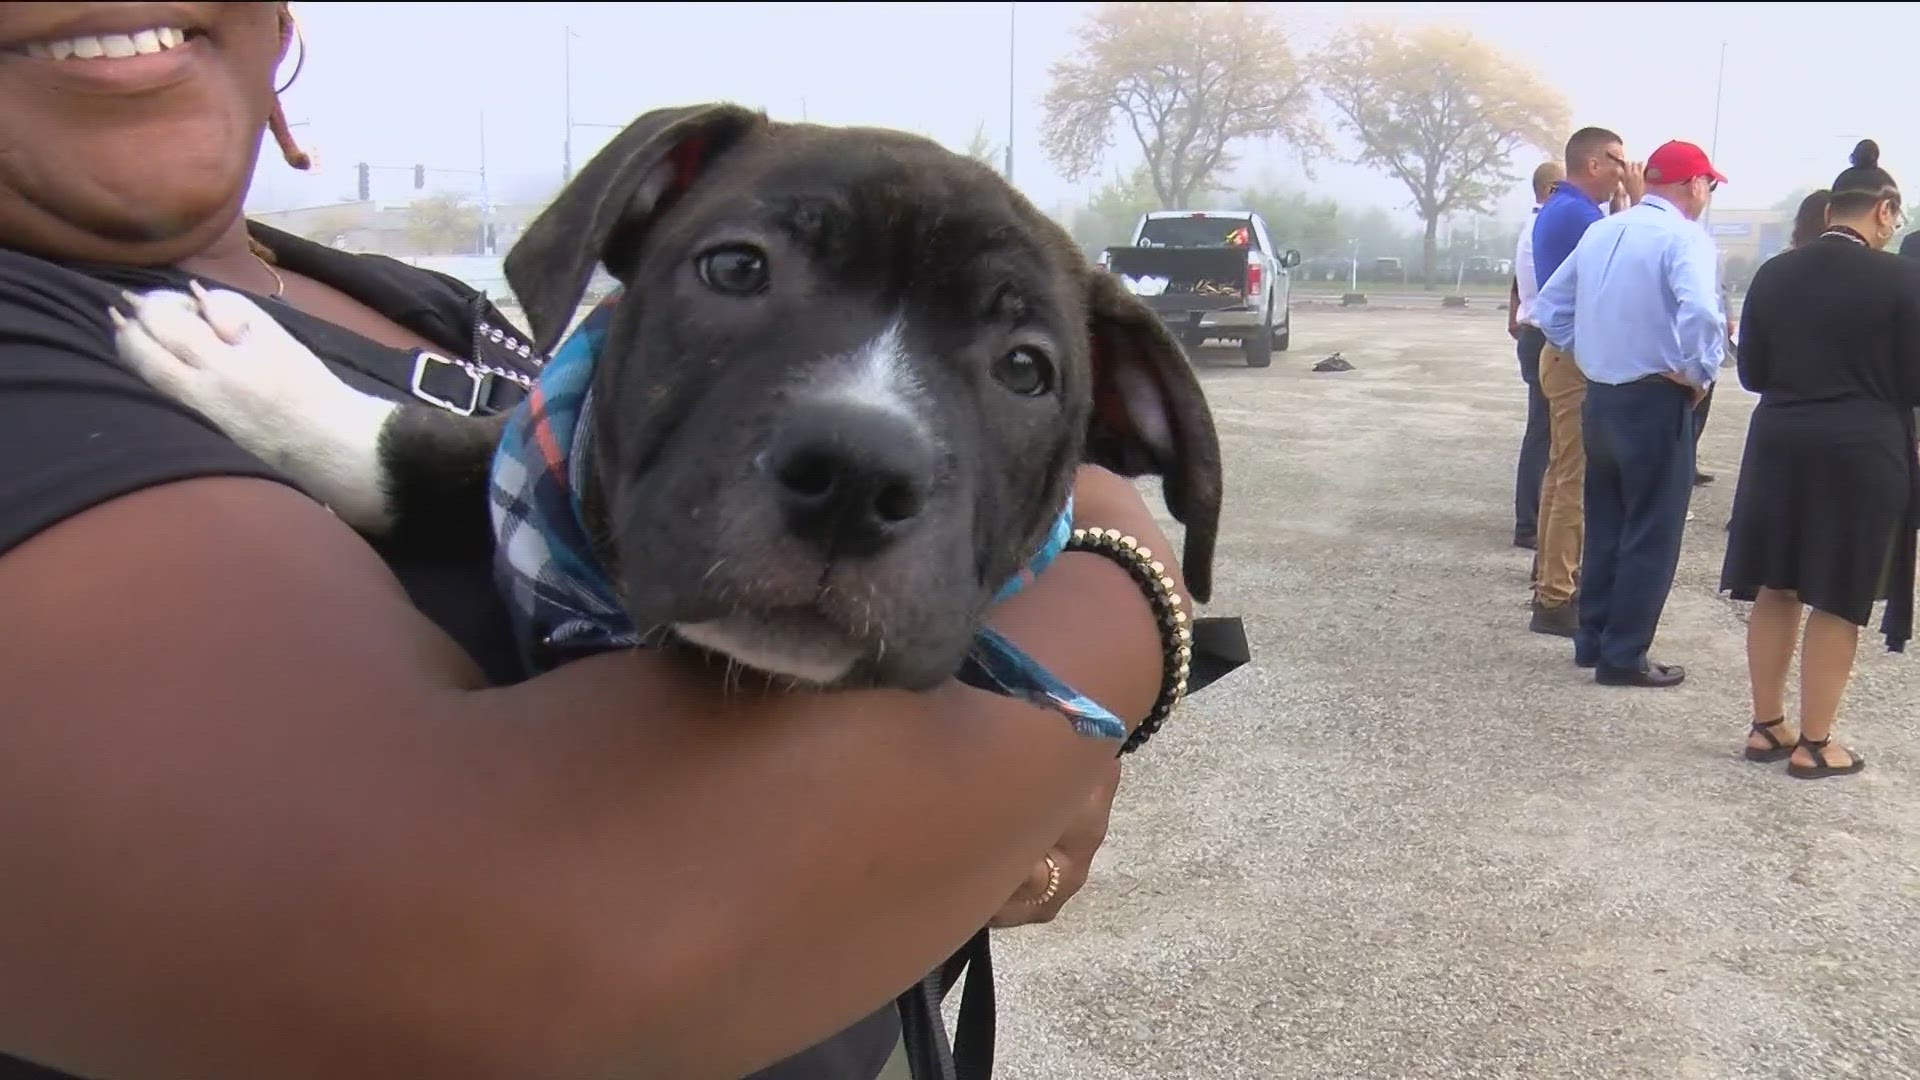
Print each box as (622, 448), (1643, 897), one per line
(1508, 160), (1567, 550)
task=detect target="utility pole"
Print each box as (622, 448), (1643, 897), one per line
(479, 110), (494, 255)
(1004, 2), (1016, 182)
(562, 26), (575, 183)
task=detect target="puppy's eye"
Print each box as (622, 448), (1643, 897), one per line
(696, 245), (770, 296)
(992, 346), (1054, 397)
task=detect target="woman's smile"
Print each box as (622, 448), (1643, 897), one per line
(0, 3), (215, 95)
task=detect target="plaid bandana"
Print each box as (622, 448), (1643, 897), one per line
(488, 296), (1125, 742)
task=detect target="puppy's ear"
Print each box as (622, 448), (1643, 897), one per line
(1082, 269), (1223, 603)
(505, 103), (766, 355)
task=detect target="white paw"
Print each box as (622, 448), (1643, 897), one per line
(111, 285), (399, 530)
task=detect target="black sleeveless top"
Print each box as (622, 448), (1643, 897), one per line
(0, 223), (898, 1080)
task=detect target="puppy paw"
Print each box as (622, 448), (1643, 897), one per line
(113, 285), (342, 415)
(111, 286), (400, 529)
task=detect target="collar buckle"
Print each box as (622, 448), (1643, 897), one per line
(410, 351), (489, 417)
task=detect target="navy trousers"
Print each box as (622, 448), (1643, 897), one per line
(1513, 325), (1550, 539)
(1575, 377), (1696, 674)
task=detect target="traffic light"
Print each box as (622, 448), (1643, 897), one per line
(356, 162), (369, 202)
(413, 164), (426, 190)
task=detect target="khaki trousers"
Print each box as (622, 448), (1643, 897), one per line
(1533, 344), (1586, 607)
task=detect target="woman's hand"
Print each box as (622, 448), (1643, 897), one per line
(978, 465), (1179, 929)
(988, 757), (1122, 928)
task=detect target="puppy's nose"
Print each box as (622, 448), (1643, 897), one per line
(764, 404), (936, 557)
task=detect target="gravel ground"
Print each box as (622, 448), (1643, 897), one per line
(987, 303), (1920, 1080)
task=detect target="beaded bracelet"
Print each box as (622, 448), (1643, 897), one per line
(1063, 527), (1192, 754)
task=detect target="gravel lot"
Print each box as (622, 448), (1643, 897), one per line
(989, 300), (1920, 1080)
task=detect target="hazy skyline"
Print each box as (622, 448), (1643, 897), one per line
(253, 2), (1905, 223)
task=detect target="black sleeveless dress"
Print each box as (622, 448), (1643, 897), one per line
(1721, 233), (1920, 651)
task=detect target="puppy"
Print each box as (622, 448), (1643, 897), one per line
(114, 103), (1222, 692)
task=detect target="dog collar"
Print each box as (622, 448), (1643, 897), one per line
(487, 295), (1124, 741)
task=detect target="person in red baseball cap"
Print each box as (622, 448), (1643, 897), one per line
(1647, 140), (1732, 485)
(1643, 140), (1727, 213)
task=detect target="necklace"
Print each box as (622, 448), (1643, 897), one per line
(1820, 225), (1868, 246)
(253, 252), (288, 299)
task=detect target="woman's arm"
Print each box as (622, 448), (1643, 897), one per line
(0, 466), (1178, 1080)
(1735, 279), (1771, 394)
(1891, 260), (1920, 408)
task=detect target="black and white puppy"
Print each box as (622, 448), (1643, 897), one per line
(114, 103), (1222, 691)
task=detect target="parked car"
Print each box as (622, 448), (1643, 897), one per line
(1099, 210), (1302, 368)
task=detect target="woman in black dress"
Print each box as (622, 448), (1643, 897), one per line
(1722, 140), (1920, 779)
(1791, 189), (1833, 248)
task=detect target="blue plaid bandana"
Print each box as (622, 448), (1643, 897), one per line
(488, 296), (1126, 741)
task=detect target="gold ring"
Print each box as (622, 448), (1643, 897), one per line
(1023, 854), (1062, 907)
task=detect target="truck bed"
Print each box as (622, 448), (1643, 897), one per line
(1104, 246), (1249, 313)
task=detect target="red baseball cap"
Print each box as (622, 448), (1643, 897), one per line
(1645, 140), (1728, 185)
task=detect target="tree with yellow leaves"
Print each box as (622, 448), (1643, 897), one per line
(1041, 2), (1319, 209)
(1319, 23), (1570, 287)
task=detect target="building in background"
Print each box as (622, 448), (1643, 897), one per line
(250, 200), (551, 262)
(249, 200), (611, 312)
(1703, 207), (1794, 292)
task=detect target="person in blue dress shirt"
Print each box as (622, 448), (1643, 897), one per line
(1533, 140), (1728, 688)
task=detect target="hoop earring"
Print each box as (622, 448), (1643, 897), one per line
(274, 11), (306, 95)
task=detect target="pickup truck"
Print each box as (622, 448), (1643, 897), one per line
(1100, 210), (1302, 368)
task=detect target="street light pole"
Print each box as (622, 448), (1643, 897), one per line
(1708, 41), (1727, 161)
(1004, 2), (1016, 182)
(1704, 41), (1726, 232)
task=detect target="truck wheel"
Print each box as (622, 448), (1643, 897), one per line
(1243, 328), (1273, 368)
(1274, 318), (1291, 353)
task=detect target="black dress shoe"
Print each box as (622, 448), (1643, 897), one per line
(1694, 470), (1715, 486)
(1594, 661), (1686, 688)
(1529, 599), (1577, 638)
(1513, 531), (1537, 551)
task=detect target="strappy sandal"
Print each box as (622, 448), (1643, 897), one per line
(1786, 736), (1867, 780)
(1743, 717), (1795, 763)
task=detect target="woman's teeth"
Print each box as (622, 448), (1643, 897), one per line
(16, 27), (189, 61)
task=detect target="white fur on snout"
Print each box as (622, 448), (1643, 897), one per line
(112, 287), (400, 530)
(673, 618), (861, 685)
(799, 320), (927, 432)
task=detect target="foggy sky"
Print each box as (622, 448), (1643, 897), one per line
(253, 2), (1907, 221)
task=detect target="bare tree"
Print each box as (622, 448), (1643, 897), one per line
(962, 121), (1003, 171)
(1042, 2), (1319, 209)
(1319, 23), (1570, 287)
(1067, 166), (1163, 252)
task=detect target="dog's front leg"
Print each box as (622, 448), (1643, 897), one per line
(112, 286), (503, 555)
